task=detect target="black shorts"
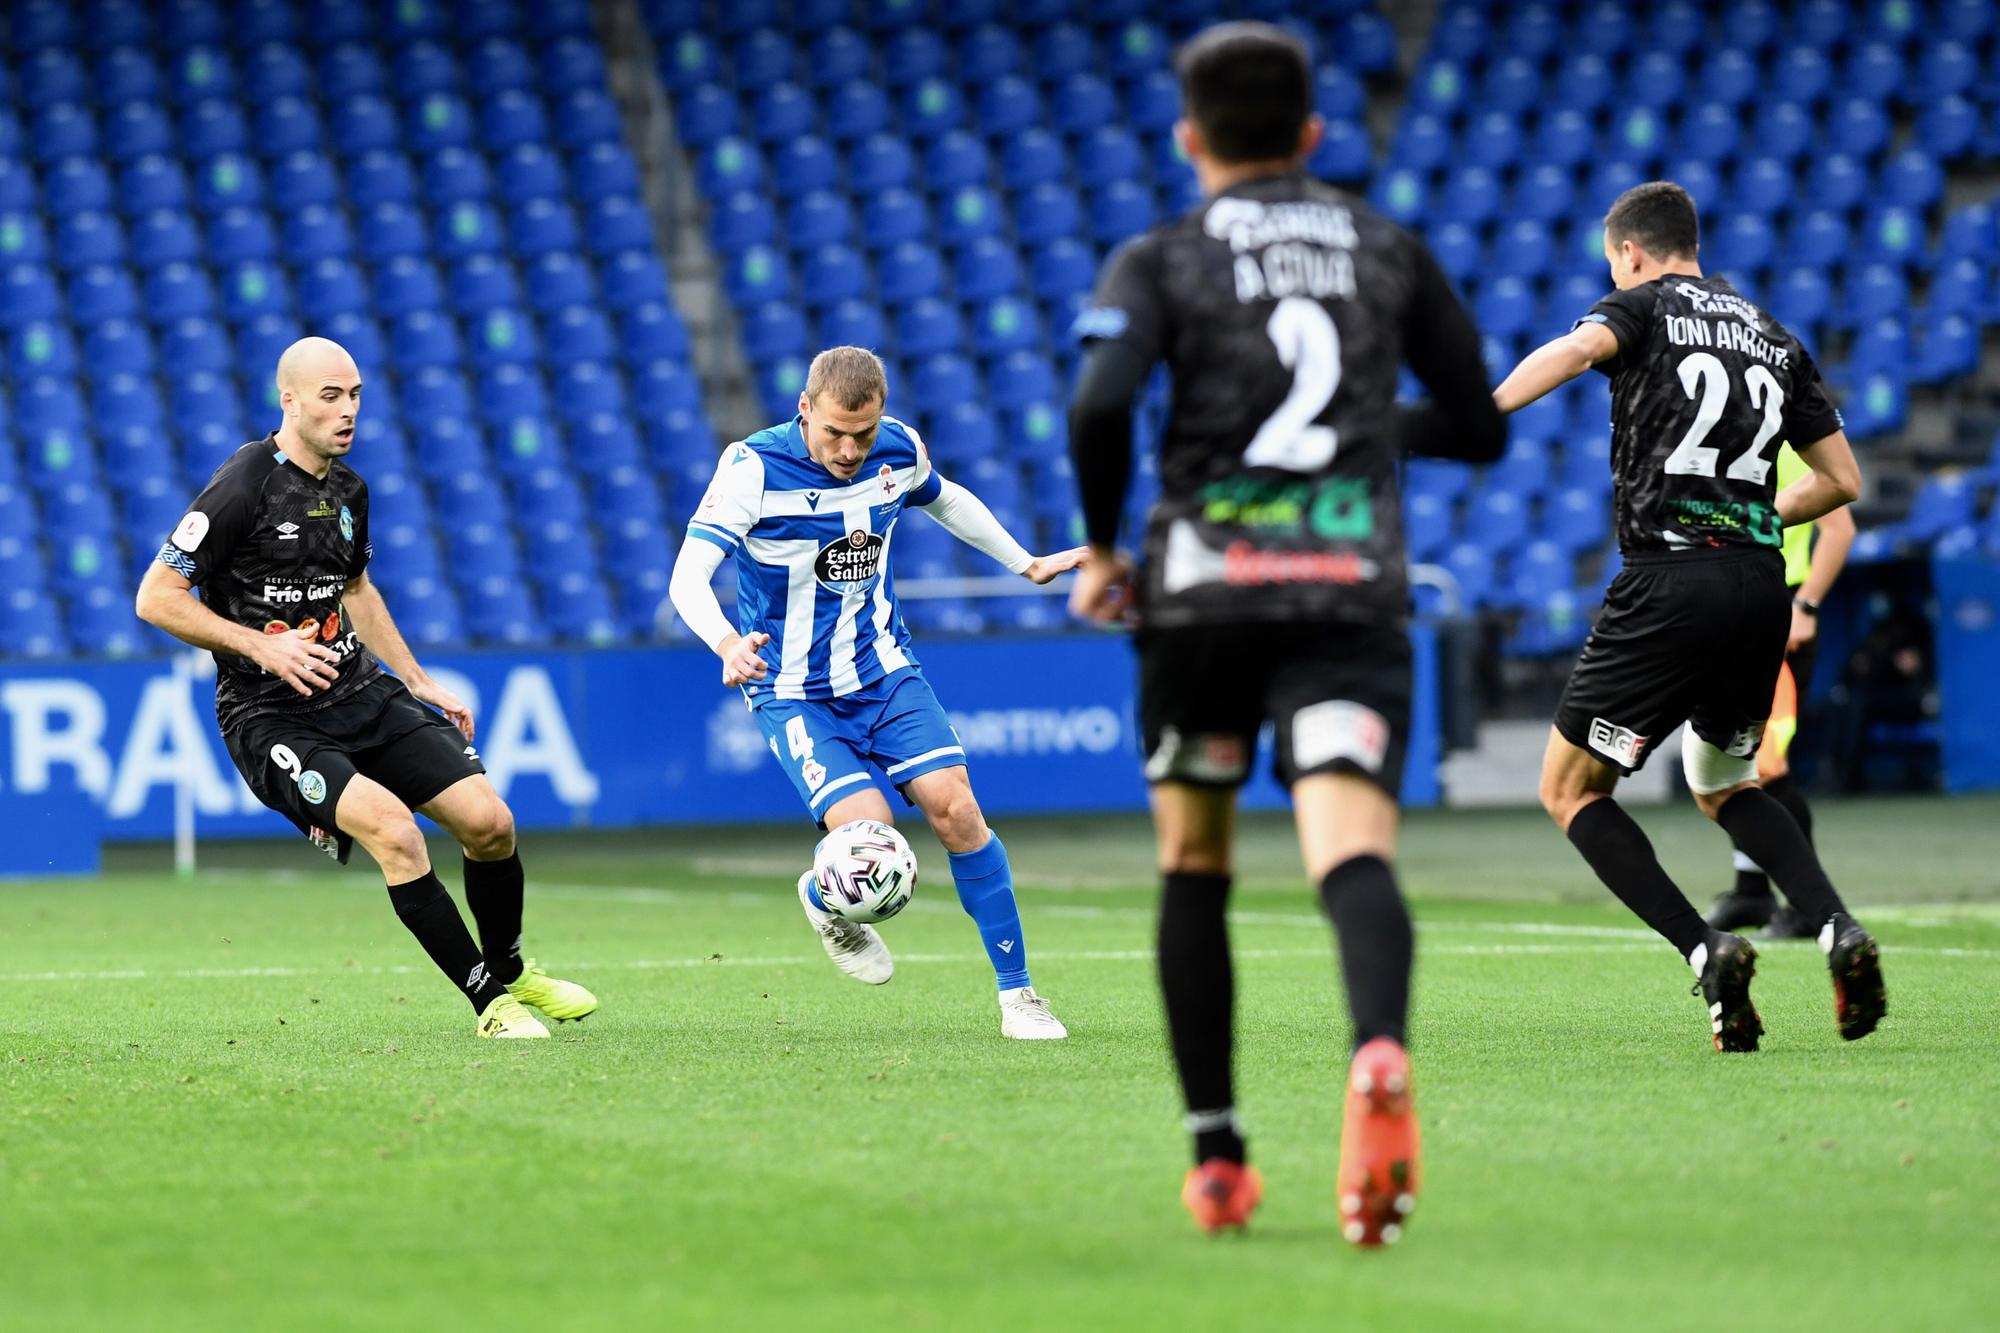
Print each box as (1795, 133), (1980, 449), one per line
(1555, 550), (1790, 775)
(1137, 620), (1411, 797)
(223, 674), (487, 863)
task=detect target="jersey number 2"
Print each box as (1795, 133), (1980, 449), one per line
(1663, 352), (1785, 484)
(1243, 297), (1341, 472)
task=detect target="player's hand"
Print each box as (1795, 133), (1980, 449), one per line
(409, 676), (476, 742)
(1788, 604), (1819, 653)
(1022, 546), (1090, 585)
(253, 632), (341, 696)
(1067, 549), (1137, 627)
(720, 631), (771, 687)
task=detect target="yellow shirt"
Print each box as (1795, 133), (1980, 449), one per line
(1776, 444), (1812, 589)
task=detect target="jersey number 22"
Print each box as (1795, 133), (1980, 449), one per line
(1663, 351), (1785, 485)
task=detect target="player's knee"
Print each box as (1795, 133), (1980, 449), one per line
(459, 798), (516, 860)
(924, 781), (987, 849)
(359, 807), (426, 868)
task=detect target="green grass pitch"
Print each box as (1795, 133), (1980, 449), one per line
(5, 795), (1999, 1330)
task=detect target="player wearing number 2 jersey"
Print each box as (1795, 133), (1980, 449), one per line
(1494, 181), (1885, 1055)
(1066, 22), (1506, 1246)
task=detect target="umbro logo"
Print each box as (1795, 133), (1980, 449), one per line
(463, 745), (479, 759)
(275, 522), (300, 540)
(804, 491), (822, 510)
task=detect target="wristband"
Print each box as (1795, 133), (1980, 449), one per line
(1793, 596), (1819, 617)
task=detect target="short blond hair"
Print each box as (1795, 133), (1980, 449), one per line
(804, 346), (887, 411)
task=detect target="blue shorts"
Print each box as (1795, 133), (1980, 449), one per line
(752, 668), (967, 825)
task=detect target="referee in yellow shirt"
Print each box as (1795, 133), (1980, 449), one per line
(1705, 442), (1857, 938)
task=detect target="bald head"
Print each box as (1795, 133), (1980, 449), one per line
(274, 336), (362, 468)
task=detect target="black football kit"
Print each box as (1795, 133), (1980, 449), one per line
(1553, 274), (1844, 774)
(158, 435), (483, 860)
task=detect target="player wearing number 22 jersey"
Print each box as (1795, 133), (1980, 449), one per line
(1494, 180), (1884, 1056)
(669, 347), (1083, 1041)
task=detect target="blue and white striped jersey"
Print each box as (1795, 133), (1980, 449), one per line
(684, 414), (944, 701)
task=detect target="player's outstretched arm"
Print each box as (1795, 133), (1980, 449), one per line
(1778, 430), (1862, 530)
(342, 572), (474, 737)
(1493, 322), (1620, 414)
(669, 537), (767, 687)
(913, 478), (1083, 581)
(1066, 338), (1151, 624)
(135, 562), (339, 697)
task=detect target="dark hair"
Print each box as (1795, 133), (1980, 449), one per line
(1603, 181), (1700, 260)
(1175, 21), (1313, 164)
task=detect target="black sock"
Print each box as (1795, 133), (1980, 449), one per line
(1730, 776), (1811, 901)
(1566, 799), (1709, 957)
(1318, 855), (1414, 1050)
(462, 849), (526, 985)
(1763, 773), (1814, 844)
(1158, 871), (1243, 1166)
(387, 871), (503, 1012)
(1714, 788), (1847, 931)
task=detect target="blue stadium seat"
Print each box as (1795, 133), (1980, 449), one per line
(143, 260), (216, 321)
(752, 83), (817, 147)
(1034, 22), (1097, 83)
(924, 131), (993, 193)
(619, 301), (690, 366)
(1030, 238), (1095, 302)
(1409, 58), (1469, 117)
(554, 361), (627, 425)
(799, 243), (867, 308)
(502, 142), (568, 200)
(1089, 181), (1153, 247)
(771, 136), (838, 193)
(1013, 183), (1081, 247)
(68, 263), (139, 325)
(407, 92), (476, 154)
(436, 200), (505, 259)
(1729, 157), (1791, 216)
(971, 297), (1040, 359)
(1880, 149), (1944, 211)
(599, 251), (669, 312)
(332, 93), (400, 153)
(986, 350), (1057, 413)
(571, 141), (639, 202)
(1827, 99), (1889, 159)
(179, 98), (248, 160)
(1804, 153), (1867, 213)
(847, 133), (915, 193)
(543, 303), (616, 364)
(954, 234), (1024, 305)
(819, 298), (886, 352)
(525, 250), (600, 312)
(445, 254), (520, 316)
(910, 354), (981, 421)
(372, 255), (444, 318)
(1913, 313), (1980, 385)
(1839, 264), (1909, 330)
(1476, 276), (1539, 338)
(896, 298), (964, 360)
(1861, 207), (1926, 270)
(1000, 128), (1066, 193)
(468, 36), (536, 93)
(1506, 163), (1574, 226)
(1916, 40), (1978, 98)
(1050, 73), (1117, 137)
(1915, 94), (1981, 162)
(509, 198), (578, 257)
(282, 203), (353, 264)
(158, 315), (230, 374)
(346, 150), (416, 208)
(1710, 213), (1775, 274)
(543, 34), (607, 92)
(425, 147), (495, 206)
(393, 311), (464, 371)
(979, 76), (1043, 139)
(32, 102), (98, 163)
(1772, 267), (1833, 328)
(394, 40), (461, 97)
(1925, 257), (1988, 321)
(42, 157), (111, 214)
(808, 26), (872, 89)
(1429, 223), (1480, 285)
(1076, 126), (1144, 189)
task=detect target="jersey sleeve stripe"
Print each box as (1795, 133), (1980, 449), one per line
(155, 543), (198, 578)
(687, 521), (742, 550)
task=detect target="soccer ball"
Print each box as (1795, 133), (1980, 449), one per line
(810, 819), (918, 923)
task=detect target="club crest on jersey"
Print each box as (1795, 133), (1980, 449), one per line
(878, 463), (896, 498)
(338, 505), (353, 541)
(814, 527), (885, 592)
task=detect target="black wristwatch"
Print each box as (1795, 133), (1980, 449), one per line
(1793, 596), (1820, 617)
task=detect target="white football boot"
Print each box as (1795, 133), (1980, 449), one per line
(998, 986), (1068, 1040)
(798, 872), (893, 985)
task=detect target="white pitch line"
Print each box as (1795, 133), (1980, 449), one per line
(2, 943), (1669, 985)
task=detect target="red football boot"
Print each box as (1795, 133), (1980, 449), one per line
(1337, 1037), (1420, 1248)
(1181, 1158), (1264, 1234)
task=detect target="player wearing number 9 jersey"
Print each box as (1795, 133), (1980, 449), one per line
(1065, 22), (1506, 1245)
(1494, 181), (1885, 1055)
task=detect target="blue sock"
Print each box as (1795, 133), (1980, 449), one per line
(947, 833), (1031, 991)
